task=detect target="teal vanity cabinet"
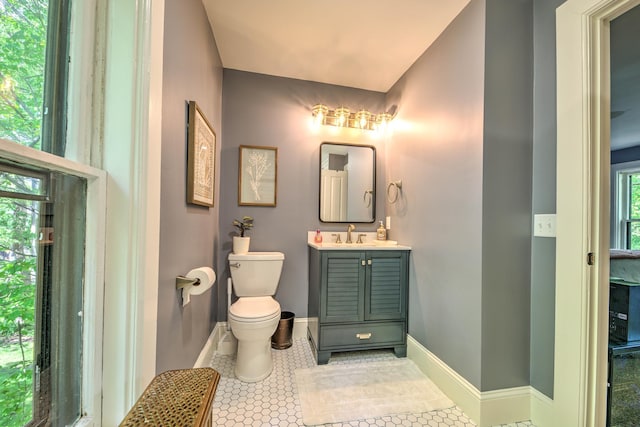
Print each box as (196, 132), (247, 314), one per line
(307, 247), (410, 364)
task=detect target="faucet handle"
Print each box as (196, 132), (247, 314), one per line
(331, 233), (342, 244)
(356, 234), (366, 244)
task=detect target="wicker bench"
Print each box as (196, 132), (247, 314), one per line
(120, 367), (220, 427)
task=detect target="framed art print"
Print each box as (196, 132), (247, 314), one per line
(187, 101), (216, 207)
(238, 145), (277, 206)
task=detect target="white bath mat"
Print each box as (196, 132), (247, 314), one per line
(294, 358), (453, 425)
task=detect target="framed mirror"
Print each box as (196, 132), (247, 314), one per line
(319, 142), (376, 223)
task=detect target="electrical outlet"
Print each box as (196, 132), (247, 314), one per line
(386, 216), (391, 229)
(534, 214), (556, 237)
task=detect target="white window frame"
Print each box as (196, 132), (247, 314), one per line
(611, 160), (640, 249)
(0, 0), (164, 424)
(0, 0), (164, 426)
(0, 138), (106, 426)
(68, 0), (164, 425)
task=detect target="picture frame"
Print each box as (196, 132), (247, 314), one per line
(187, 101), (216, 207)
(238, 145), (277, 206)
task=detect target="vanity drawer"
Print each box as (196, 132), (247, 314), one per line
(320, 321), (405, 348)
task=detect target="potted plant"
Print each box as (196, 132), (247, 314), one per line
(232, 216), (253, 254)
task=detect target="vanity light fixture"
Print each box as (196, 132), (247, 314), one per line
(312, 104), (393, 131)
(374, 112), (392, 131)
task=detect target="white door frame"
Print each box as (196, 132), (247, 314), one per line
(556, 0), (639, 425)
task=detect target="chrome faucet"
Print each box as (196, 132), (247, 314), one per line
(346, 224), (355, 244)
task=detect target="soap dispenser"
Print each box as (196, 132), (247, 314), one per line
(376, 221), (387, 241)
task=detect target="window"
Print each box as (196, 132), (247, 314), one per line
(0, 1), (90, 426)
(613, 163), (640, 249)
(0, 0), (69, 156)
(0, 161), (86, 427)
(4, 0), (163, 423)
(624, 173), (640, 249)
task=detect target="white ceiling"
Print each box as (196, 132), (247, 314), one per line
(203, 0), (471, 92)
(203, 0), (640, 150)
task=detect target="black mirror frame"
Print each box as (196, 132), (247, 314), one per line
(318, 142), (376, 223)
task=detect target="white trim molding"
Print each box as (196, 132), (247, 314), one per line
(407, 335), (531, 427)
(530, 387), (554, 427)
(194, 323), (226, 368)
(556, 0), (640, 425)
(0, 139), (107, 427)
(99, 0), (164, 424)
(293, 317), (309, 340)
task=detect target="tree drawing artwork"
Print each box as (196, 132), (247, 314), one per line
(246, 150), (271, 201)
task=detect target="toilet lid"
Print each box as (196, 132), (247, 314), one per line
(229, 296), (280, 321)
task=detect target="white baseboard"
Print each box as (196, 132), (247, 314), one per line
(407, 335), (532, 427)
(293, 317), (308, 340)
(193, 323), (225, 368)
(530, 387), (554, 427)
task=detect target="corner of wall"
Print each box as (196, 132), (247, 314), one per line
(407, 335), (533, 427)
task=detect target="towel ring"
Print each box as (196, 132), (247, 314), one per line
(386, 180), (402, 204)
(363, 189), (373, 208)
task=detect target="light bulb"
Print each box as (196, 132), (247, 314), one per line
(356, 110), (371, 129)
(335, 107), (350, 127)
(312, 104), (328, 126)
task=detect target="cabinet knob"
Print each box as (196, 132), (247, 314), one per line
(368, 259), (372, 265)
(361, 260), (366, 266)
(356, 333), (372, 340)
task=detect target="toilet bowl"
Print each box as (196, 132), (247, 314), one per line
(228, 296), (280, 381)
(228, 252), (284, 382)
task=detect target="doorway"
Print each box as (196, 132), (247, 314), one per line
(607, 4), (640, 425)
(556, 0), (640, 425)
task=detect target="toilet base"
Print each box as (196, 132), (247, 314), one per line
(235, 337), (273, 382)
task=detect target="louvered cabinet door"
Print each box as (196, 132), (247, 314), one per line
(365, 251), (408, 321)
(320, 251), (365, 323)
(309, 247), (410, 364)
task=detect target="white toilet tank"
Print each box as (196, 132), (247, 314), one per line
(229, 252), (285, 297)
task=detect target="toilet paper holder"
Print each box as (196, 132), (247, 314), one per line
(176, 276), (201, 289)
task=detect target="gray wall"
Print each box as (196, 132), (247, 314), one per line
(156, 0), (223, 373)
(386, 0), (533, 392)
(385, 0), (486, 388)
(481, 0), (533, 391)
(612, 146), (640, 164)
(530, 0), (566, 398)
(217, 70), (386, 320)
(151, 0), (563, 396)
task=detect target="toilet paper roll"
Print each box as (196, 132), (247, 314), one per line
(182, 267), (216, 306)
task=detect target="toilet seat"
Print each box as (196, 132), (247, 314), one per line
(229, 296), (280, 322)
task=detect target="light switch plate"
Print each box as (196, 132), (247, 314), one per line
(534, 214), (556, 237)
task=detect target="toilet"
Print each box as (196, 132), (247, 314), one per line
(228, 251), (284, 382)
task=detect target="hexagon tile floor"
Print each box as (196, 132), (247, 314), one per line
(208, 338), (535, 427)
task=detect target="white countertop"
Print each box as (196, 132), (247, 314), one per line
(307, 231), (411, 251)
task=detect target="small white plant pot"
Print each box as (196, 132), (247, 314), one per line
(233, 236), (250, 254)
